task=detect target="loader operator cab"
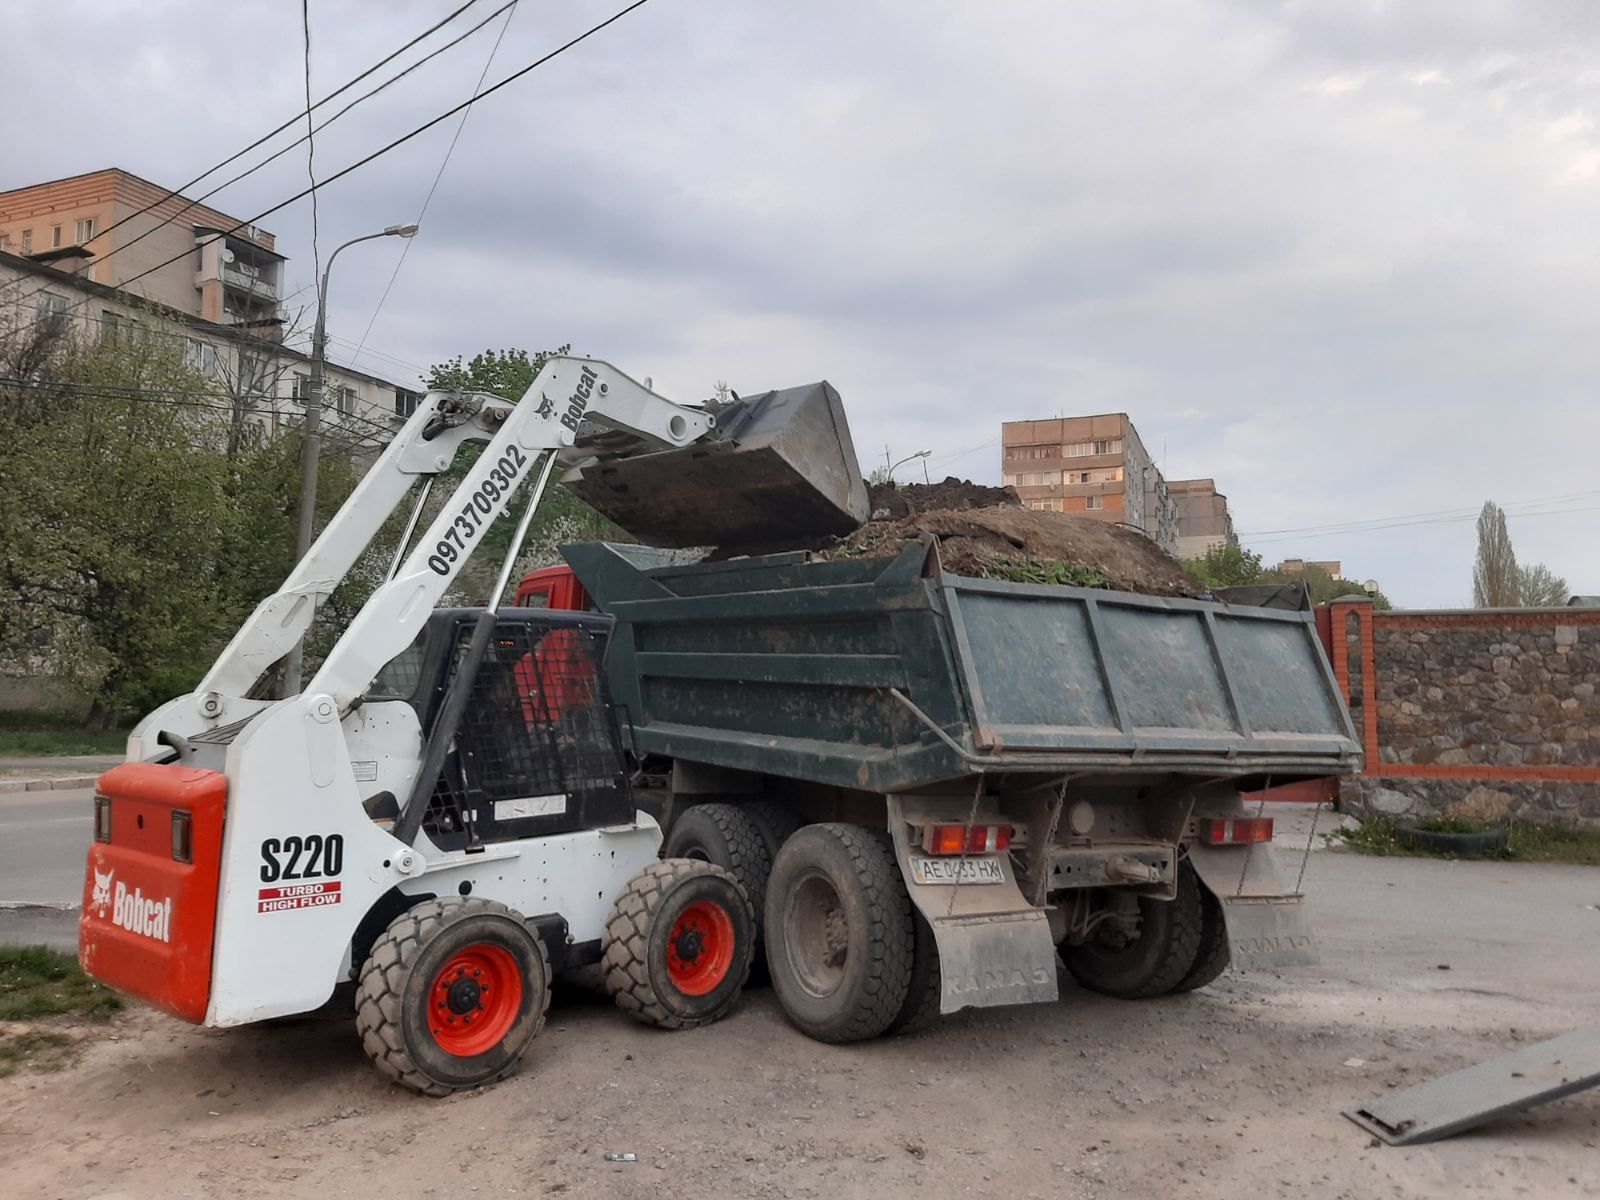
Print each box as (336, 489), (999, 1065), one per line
(365, 607), (632, 852)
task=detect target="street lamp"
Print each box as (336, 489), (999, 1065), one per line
(887, 449), (931, 483)
(284, 223), (420, 694)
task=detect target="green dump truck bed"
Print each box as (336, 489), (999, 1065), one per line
(564, 538), (1361, 793)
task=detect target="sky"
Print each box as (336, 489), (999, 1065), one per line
(4, 0), (1597, 606)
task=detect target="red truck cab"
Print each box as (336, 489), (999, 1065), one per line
(515, 564), (592, 612)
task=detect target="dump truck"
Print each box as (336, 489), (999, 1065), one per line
(519, 537), (1362, 1040)
(78, 360), (870, 1095)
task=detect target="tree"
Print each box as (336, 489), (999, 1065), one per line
(1517, 562), (1569, 607)
(0, 311), (362, 724)
(1184, 543), (1265, 588)
(424, 346), (569, 400)
(1472, 501), (1520, 607)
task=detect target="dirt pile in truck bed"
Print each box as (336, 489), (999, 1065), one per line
(866, 477), (1021, 518)
(834, 479), (1202, 597)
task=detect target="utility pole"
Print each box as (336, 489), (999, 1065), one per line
(283, 223), (419, 695)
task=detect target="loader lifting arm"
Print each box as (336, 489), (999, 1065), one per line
(155, 359), (713, 740)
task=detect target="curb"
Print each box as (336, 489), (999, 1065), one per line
(0, 775), (98, 794)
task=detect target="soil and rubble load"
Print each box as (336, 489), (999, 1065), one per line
(831, 477), (1200, 597)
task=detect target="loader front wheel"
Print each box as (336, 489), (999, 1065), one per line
(603, 859), (755, 1029)
(356, 897), (551, 1097)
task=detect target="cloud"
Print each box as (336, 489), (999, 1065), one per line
(3, 0), (1599, 605)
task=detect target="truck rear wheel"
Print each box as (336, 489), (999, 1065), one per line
(745, 798), (803, 861)
(887, 907), (942, 1036)
(1168, 862), (1230, 993)
(663, 803), (773, 934)
(356, 897), (551, 1097)
(602, 859), (755, 1030)
(765, 824), (914, 1043)
(1060, 866), (1204, 1000)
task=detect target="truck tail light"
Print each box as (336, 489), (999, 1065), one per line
(1200, 817), (1273, 846)
(94, 795), (112, 843)
(921, 824), (1013, 855)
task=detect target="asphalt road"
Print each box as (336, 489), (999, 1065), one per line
(0, 784), (92, 951)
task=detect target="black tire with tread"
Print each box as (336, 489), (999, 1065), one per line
(602, 858), (755, 1030)
(1168, 862), (1230, 994)
(744, 798), (803, 862)
(765, 823), (914, 1043)
(1060, 865), (1205, 999)
(663, 803), (773, 930)
(355, 897), (551, 1097)
(887, 906), (943, 1035)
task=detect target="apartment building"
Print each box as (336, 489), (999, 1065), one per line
(1000, 413), (1179, 553)
(0, 168), (283, 334)
(0, 249), (419, 445)
(1169, 478), (1236, 559)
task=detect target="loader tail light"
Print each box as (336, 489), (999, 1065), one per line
(1200, 817), (1274, 846)
(171, 810), (193, 863)
(94, 795), (112, 843)
(921, 823), (1013, 855)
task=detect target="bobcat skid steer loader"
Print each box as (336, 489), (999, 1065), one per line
(78, 357), (869, 1095)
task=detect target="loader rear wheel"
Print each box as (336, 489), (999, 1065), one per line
(603, 859), (755, 1029)
(356, 897), (550, 1097)
(1168, 863), (1230, 994)
(765, 824), (914, 1043)
(1059, 866), (1204, 1000)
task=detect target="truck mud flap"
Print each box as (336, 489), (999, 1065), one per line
(885, 798), (1058, 1015)
(1187, 842), (1320, 970)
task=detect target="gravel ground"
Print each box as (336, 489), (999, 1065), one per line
(2, 852), (1596, 1199)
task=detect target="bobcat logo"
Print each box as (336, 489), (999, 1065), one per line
(534, 393), (556, 420)
(90, 867), (114, 917)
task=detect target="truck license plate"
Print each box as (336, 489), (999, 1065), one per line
(910, 856), (1005, 885)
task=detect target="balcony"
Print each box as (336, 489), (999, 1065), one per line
(222, 264), (279, 299)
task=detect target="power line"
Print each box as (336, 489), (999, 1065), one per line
(1238, 489), (1600, 540)
(7, 0), (657, 340)
(0, 0), (489, 302)
(0, 375), (402, 442)
(302, 0), (322, 310)
(1244, 501), (1600, 546)
(352, 0), (520, 372)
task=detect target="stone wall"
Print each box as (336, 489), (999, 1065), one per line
(1324, 601), (1600, 828)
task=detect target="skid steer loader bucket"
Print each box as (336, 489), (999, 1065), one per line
(562, 381), (869, 548)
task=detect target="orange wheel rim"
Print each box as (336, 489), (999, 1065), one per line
(666, 899), (735, 996)
(428, 943), (523, 1056)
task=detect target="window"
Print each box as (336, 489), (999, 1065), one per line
(339, 386), (358, 416)
(100, 310), (136, 343)
(292, 373), (314, 404)
(75, 217), (97, 243)
(51, 226), (62, 249)
(0, 233), (9, 252)
(394, 389), (421, 419)
(1085, 495), (1105, 510)
(183, 337), (218, 376)
(1091, 438), (1122, 455)
(1009, 444), (1057, 461)
(1062, 441), (1091, 457)
(36, 293), (69, 323)
(20, 229), (32, 254)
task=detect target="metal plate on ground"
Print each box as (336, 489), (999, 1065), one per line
(1344, 1027), (1600, 1146)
